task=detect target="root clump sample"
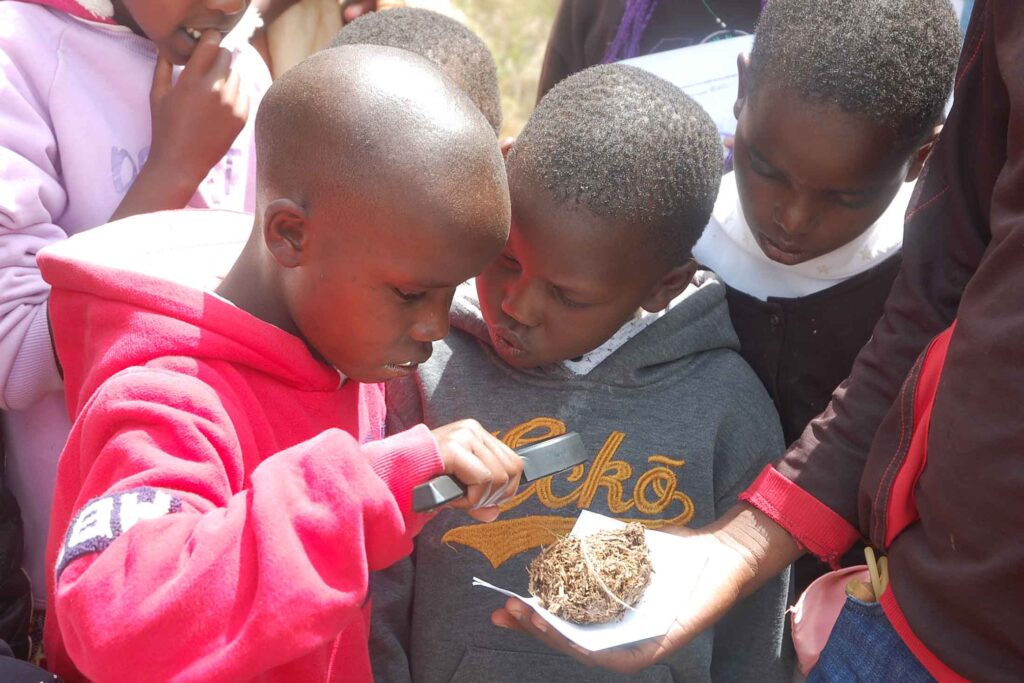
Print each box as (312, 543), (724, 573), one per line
(528, 523), (653, 625)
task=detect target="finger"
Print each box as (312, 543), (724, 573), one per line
(456, 428), (507, 508)
(501, 597), (643, 671)
(475, 448), (514, 508)
(150, 57), (174, 106)
(491, 608), (520, 630)
(499, 136), (515, 158)
(445, 442), (492, 508)
(204, 44), (233, 84)
(469, 425), (519, 507)
(466, 505), (500, 523)
(502, 597), (530, 622)
(342, 0), (375, 23)
(184, 29), (226, 76)
(488, 435), (524, 502)
(504, 600), (584, 656)
(468, 438), (508, 508)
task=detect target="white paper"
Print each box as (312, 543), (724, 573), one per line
(473, 510), (703, 651)
(220, 4), (264, 52)
(620, 35), (753, 143)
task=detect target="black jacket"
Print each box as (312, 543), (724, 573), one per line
(725, 255), (901, 446)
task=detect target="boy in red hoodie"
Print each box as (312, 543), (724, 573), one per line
(38, 44), (521, 682)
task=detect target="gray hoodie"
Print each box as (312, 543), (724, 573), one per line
(371, 272), (791, 683)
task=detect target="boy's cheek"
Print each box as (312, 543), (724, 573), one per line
(475, 275), (502, 316)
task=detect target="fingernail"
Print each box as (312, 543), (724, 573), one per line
(533, 616), (548, 633)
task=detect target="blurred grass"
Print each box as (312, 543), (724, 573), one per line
(449, 0), (559, 137)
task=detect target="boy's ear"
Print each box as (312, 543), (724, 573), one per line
(905, 124), (943, 183)
(640, 259), (699, 313)
(263, 198), (310, 269)
(734, 53), (751, 120)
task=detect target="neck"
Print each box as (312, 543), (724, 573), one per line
(216, 229), (300, 339)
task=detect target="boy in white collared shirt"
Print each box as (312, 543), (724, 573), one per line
(692, 0), (961, 594)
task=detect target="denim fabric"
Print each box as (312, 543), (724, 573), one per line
(807, 596), (935, 682)
(0, 651), (61, 682)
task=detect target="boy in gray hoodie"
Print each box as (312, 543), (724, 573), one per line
(370, 64), (790, 683)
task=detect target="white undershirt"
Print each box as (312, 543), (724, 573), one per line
(692, 172), (910, 301)
(561, 282), (700, 376)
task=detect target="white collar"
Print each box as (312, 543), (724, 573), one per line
(560, 281), (700, 376)
(692, 172), (910, 301)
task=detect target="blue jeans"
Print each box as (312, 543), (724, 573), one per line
(807, 596), (935, 682)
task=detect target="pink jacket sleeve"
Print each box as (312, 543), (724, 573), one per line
(0, 36), (67, 409)
(51, 366), (443, 681)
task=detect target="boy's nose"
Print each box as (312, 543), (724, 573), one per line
(501, 279), (543, 328)
(409, 299), (451, 343)
(775, 196), (816, 237)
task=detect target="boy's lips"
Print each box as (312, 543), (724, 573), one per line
(755, 232), (809, 265)
(181, 24), (231, 40)
(382, 361), (420, 377)
(383, 352), (432, 375)
(489, 326), (527, 359)
(172, 26), (212, 61)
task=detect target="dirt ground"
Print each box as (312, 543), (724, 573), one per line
(406, 0), (560, 137)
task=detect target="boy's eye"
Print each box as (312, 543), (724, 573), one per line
(553, 287), (589, 310)
(500, 252), (521, 268)
(750, 156), (783, 180)
(834, 193), (874, 210)
(748, 150), (784, 180)
(393, 287), (426, 302)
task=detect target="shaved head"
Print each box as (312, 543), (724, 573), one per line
(255, 44), (507, 241)
(330, 8), (502, 134)
(224, 44), (510, 382)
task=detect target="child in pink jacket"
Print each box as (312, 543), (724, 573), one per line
(0, 0), (270, 612)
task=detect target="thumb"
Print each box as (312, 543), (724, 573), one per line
(342, 0), (376, 23)
(151, 57), (174, 106)
(499, 136), (515, 159)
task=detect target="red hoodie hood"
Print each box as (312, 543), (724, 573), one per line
(37, 209), (344, 419)
(19, 0), (116, 24)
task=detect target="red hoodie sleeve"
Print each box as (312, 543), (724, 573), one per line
(50, 365), (442, 681)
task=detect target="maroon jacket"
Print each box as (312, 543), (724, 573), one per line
(741, 1), (1024, 680)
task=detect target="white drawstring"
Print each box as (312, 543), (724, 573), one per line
(75, 0), (114, 18)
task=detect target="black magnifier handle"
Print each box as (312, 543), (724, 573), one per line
(411, 432), (587, 513)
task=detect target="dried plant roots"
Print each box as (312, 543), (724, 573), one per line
(528, 523), (653, 624)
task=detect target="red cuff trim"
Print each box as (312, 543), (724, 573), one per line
(364, 424), (443, 525)
(880, 589), (969, 683)
(740, 466), (860, 567)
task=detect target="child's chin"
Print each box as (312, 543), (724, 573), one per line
(338, 365), (391, 384)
